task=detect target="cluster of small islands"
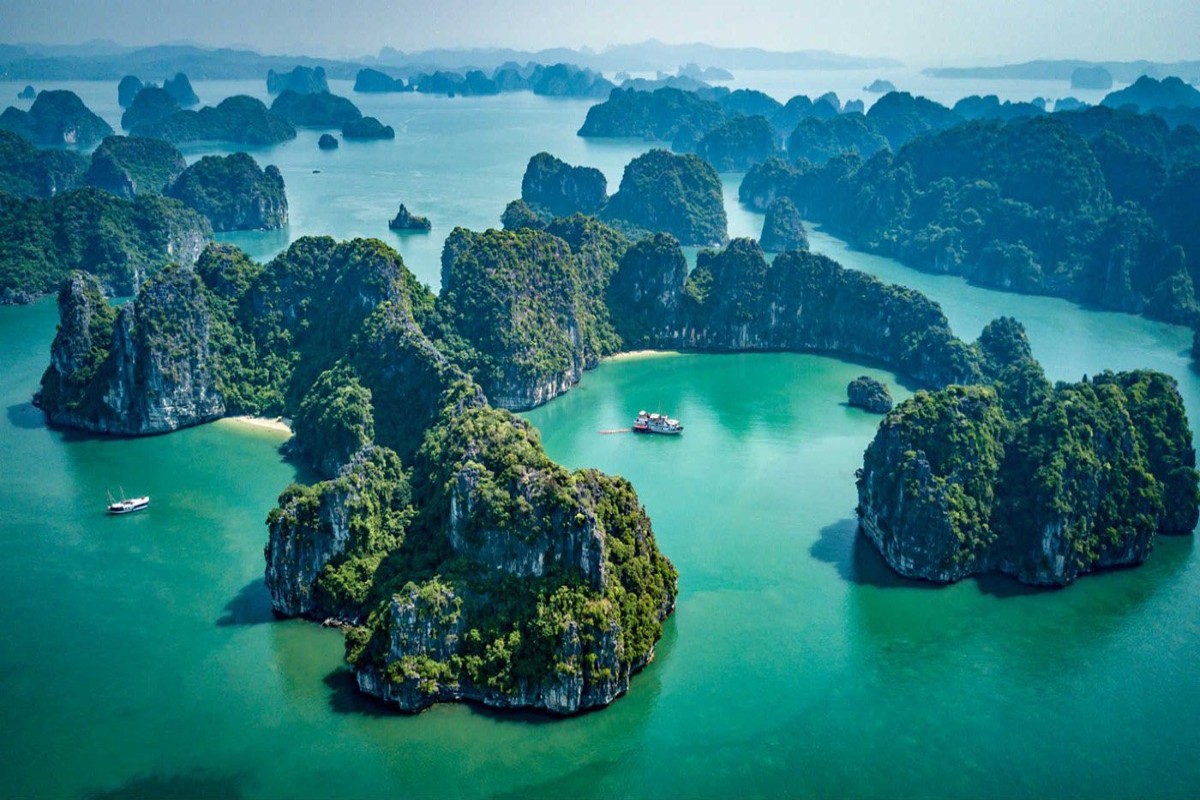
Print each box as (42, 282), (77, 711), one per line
(3, 47), (1200, 715)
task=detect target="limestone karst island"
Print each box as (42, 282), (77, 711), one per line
(1, 3), (1199, 797)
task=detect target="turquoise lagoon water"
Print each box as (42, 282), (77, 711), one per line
(0, 80), (1197, 798)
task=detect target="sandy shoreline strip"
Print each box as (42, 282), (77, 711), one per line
(604, 349), (682, 363)
(217, 416), (294, 434)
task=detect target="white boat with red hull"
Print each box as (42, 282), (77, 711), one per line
(633, 410), (683, 435)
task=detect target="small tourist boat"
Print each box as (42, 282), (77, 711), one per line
(107, 491), (149, 515)
(633, 410), (684, 435)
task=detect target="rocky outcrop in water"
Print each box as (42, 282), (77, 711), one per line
(864, 79), (897, 93)
(130, 95), (295, 145)
(265, 445), (405, 617)
(162, 73), (199, 107)
(353, 68), (407, 93)
(166, 152), (288, 231)
(857, 367), (1198, 585)
(270, 90), (362, 128)
(37, 265), (225, 434)
(318, 133), (338, 150)
(634, 238), (984, 388)
(117, 76), (143, 107)
(342, 116), (394, 140)
(1071, 67), (1113, 90)
(268, 66), (330, 95)
(0, 89), (113, 147)
(521, 152), (607, 217)
(847, 375), (893, 413)
(578, 87), (726, 141)
(1102, 76), (1200, 113)
(339, 409), (676, 715)
(388, 203), (430, 231)
(18, 85), (36, 100)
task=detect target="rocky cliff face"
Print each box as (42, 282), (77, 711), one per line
(858, 372), (1199, 585)
(265, 469), (358, 618)
(388, 203), (430, 231)
(344, 421), (677, 714)
(520, 152), (608, 218)
(38, 265), (225, 434)
(355, 582), (655, 715)
(446, 444), (607, 592)
(759, 196), (809, 252)
(438, 225), (623, 411)
(162, 73), (199, 107)
(847, 375), (893, 413)
(642, 239), (983, 388)
(606, 233), (690, 349)
(265, 445), (405, 618)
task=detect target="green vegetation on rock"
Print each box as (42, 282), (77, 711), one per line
(40, 230), (678, 715)
(695, 114), (778, 170)
(162, 73), (199, 107)
(84, 135), (186, 198)
(740, 106), (1200, 323)
(520, 152), (607, 217)
(759, 196), (808, 252)
(131, 95), (296, 145)
(0, 187), (211, 302)
(0, 129), (87, 198)
(577, 87), (725, 141)
(342, 116), (394, 140)
(0, 89), (113, 147)
(268, 66), (329, 95)
(120, 86), (179, 132)
(166, 152), (287, 231)
(437, 222), (625, 409)
(602, 149), (727, 246)
(859, 349), (1197, 585)
(269, 90), (362, 128)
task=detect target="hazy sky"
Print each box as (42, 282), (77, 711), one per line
(3, 0), (1198, 65)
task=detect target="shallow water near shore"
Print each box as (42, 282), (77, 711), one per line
(0, 79), (1198, 798)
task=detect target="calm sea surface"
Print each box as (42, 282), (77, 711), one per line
(0, 78), (1196, 799)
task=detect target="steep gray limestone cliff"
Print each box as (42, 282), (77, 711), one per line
(37, 265), (224, 434)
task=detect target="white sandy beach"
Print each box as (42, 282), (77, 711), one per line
(603, 349), (683, 362)
(216, 416), (293, 434)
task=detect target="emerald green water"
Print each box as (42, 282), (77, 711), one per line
(1, 80), (1198, 798)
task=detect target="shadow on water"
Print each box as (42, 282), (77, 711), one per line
(6, 401), (45, 430)
(810, 517), (945, 590)
(973, 571), (1061, 598)
(485, 755), (624, 800)
(216, 578), (275, 627)
(84, 769), (248, 800)
(323, 667), (393, 718)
